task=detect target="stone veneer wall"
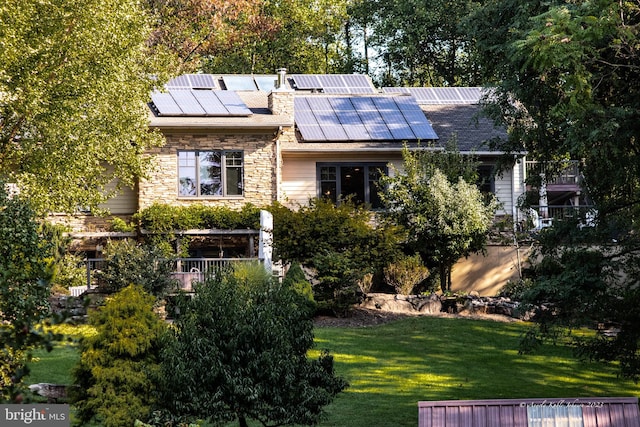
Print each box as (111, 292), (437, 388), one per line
(139, 132), (278, 210)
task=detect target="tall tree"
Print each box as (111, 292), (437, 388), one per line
(0, 0), (171, 213)
(361, 0), (485, 86)
(201, 0), (350, 74)
(469, 0), (640, 379)
(380, 145), (498, 291)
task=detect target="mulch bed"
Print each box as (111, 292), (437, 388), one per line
(313, 306), (517, 328)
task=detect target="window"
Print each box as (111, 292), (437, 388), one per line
(477, 164), (495, 194)
(178, 151), (243, 197)
(318, 163), (387, 208)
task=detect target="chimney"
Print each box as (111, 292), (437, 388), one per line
(268, 67), (294, 118)
(276, 67), (287, 90)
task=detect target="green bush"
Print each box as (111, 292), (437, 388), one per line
(51, 253), (86, 293)
(384, 254), (430, 295)
(158, 262), (347, 426)
(133, 203), (261, 232)
(283, 262), (316, 311)
(70, 285), (168, 427)
(269, 199), (403, 312)
(94, 239), (178, 297)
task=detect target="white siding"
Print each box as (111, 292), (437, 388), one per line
(99, 182), (138, 214)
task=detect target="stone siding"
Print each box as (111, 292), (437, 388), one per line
(139, 132), (277, 210)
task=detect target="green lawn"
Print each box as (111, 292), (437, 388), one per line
(27, 317), (639, 427)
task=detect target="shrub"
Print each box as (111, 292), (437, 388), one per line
(94, 239), (178, 297)
(384, 254), (430, 295)
(282, 262), (316, 311)
(70, 285), (167, 427)
(158, 262), (347, 426)
(269, 199), (403, 312)
(51, 253), (86, 293)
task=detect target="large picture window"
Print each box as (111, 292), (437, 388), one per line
(318, 163), (387, 209)
(178, 151), (244, 197)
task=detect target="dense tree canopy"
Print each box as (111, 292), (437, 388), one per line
(467, 0), (640, 378)
(0, 185), (53, 402)
(0, 0), (171, 213)
(469, 0), (640, 215)
(350, 0), (486, 85)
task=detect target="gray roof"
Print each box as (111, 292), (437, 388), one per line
(421, 104), (506, 153)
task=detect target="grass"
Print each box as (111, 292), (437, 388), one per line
(26, 317), (639, 427)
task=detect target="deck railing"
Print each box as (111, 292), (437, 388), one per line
(522, 205), (596, 229)
(525, 160), (581, 186)
(69, 257), (261, 296)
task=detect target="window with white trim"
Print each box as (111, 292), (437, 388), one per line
(318, 163), (387, 208)
(178, 151), (243, 197)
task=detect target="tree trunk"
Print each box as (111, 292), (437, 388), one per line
(239, 415), (249, 427)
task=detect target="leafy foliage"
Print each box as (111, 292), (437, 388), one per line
(468, 0), (640, 380)
(269, 199), (403, 310)
(0, 0), (172, 213)
(158, 262), (347, 427)
(0, 184), (54, 402)
(134, 203), (261, 232)
(380, 145), (498, 291)
(351, 0), (485, 85)
(384, 254), (430, 295)
(94, 239), (178, 297)
(70, 285), (168, 427)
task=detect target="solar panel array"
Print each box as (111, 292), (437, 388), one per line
(294, 96), (438, 142)
(166, 74), (217, 90)
(150, 89), (253, 116)
(383, 87), (484, 104)
(290, 74), (375, 94)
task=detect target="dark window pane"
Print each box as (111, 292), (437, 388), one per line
(368, 167), (384, 208)
(341, 166), (365, 204)
(225, 151), (244, 196)
(321, 182), (337, 203)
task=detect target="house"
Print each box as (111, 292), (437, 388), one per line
(58, 70), (590, 291)
(94, 71), (525, 222)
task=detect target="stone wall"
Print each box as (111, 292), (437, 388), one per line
(139, 132), (277, 210)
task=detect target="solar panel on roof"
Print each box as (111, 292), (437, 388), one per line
(223, 76), (258, 91)
(166, 74), (217, 90)
(409, 124), (439, 140)
(191, 90), (227, 115)
(170, 90), (206, 115)
(151, 92), (183, 115)
(291, 75), (322, 89)
(254, 75), (277, 92)
(215, 91), (253, 115)
(188, 74), (217, 89)
(342, 74), (374, 91)
(321, 124), (349, 140)
(318, 75), (344, 88)
(294, 95), (437, 142)
(151, 89), (252, 116)
(297, 124), (325, 141)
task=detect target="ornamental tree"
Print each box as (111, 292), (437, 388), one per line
(158, 262), (347, 427)
(380, 145), (498, 291)
(70, 285), (167, 427)
(0, 0), (172, 213)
